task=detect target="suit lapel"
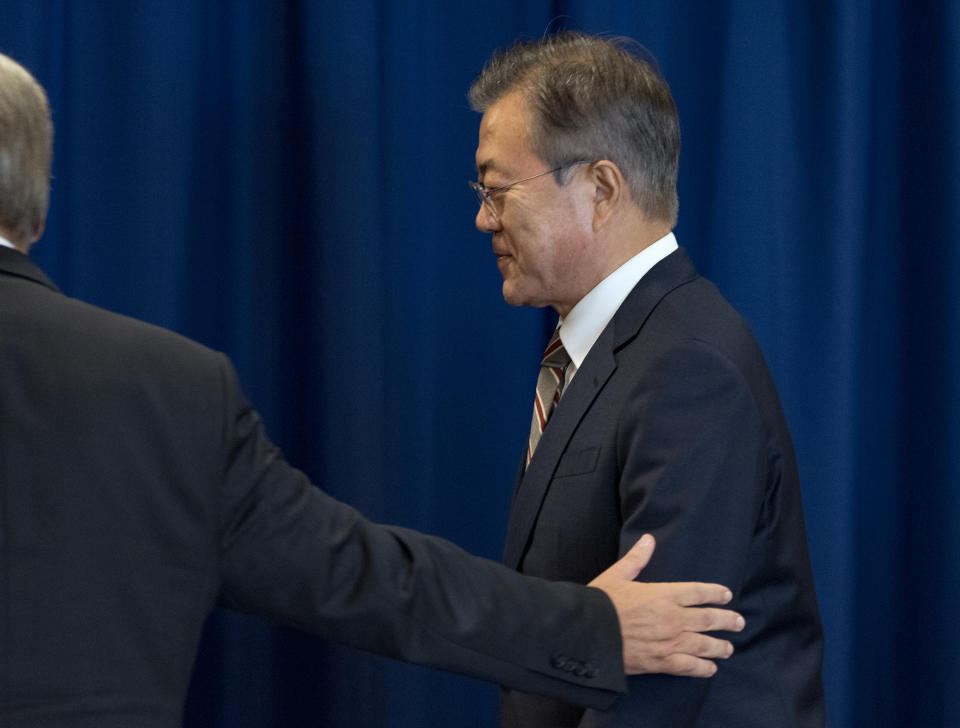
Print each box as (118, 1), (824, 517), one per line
(502, 248), (699, 570)
(503, 329), (617, 568)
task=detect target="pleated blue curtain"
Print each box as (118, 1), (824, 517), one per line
(1, 2), (957, 726)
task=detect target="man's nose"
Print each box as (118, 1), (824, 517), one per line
(475, 203), (501, 233)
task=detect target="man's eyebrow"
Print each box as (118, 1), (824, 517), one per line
(476, 159), (498, 178)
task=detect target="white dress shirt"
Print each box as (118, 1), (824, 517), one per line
(559, 232), (678, 386)
(0, 235), (16, 250)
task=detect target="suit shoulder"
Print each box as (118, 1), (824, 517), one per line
(647, 275), (755, 345)
(620, 274), (779, 405)
(64, 292), (224, 368)
(4, 281), (232, 391)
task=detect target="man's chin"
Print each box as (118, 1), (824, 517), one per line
(501, 284), (526, 307)
(501, 285), (548, 310)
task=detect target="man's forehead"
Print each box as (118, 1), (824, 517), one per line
(475, 95), (534, 176)
(474, 128), (510, 177)
(479, 96), (522, 136)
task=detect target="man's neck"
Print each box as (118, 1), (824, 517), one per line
(555, 215), (670, 317)
(603, 213), (672, 275)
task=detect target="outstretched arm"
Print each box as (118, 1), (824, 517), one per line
(589, 534), (744, 677)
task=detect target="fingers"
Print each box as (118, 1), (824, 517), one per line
(672, 631), (735, 660)
(587, 534), (655, 586)
(680, 606), (745, 635)
(672, 582), (734, 607)
(623, 632), (735, 676)
(642, 604), (744, 641)
(589, 542), (748, 677)
(631, 604), (744, 643)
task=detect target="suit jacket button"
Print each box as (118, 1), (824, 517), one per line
(575, 662), (598, 678)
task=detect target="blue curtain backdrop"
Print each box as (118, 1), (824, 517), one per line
(1, 1), (957, 726)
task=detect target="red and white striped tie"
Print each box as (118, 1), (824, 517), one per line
(526, 328), (571, 466)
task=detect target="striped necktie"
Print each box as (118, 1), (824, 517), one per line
(526, 328), (571, 466)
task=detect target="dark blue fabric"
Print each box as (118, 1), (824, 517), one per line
(1, 2), (956, 726)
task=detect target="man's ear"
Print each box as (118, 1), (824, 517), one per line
(29, 218), (46, 247)
(590, 160), (625, 232)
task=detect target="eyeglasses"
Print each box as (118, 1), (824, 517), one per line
(469, 163), (585, 222)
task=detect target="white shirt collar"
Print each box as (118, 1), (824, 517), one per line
(559, 232), (678, 373)
(0, 235), (16, 250)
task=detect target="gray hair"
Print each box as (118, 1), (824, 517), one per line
(469, 32), (680, 226)
(0, 53), (53, 248)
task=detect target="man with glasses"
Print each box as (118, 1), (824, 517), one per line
(470, 32), (825, 727)
(0, 49), (753, 727)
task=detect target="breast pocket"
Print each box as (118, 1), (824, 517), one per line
(553, 446), (601, 478)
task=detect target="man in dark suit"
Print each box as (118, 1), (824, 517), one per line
(0, 50), (747, 727)
(469, 32), (826, 726)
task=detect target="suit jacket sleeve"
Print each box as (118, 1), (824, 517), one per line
(209, 355), (628, 709)
(580, 338), (767, 727)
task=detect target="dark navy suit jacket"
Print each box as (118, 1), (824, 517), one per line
(500, 248), (826, 727)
